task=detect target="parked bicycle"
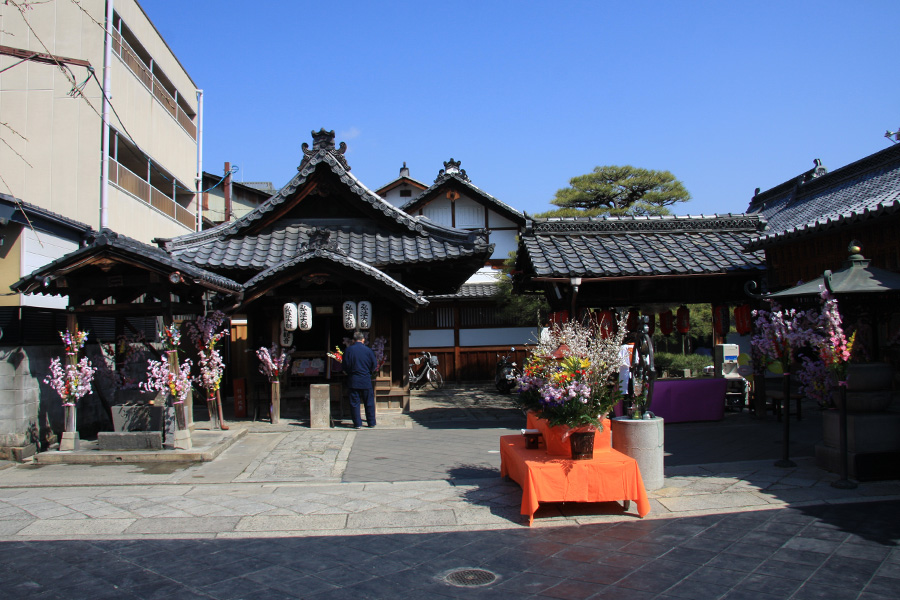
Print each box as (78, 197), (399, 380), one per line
(408, 351), (444, 390)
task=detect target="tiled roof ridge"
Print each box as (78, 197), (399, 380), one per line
(243, 247), (428, 305)
(162, 150), (438, 252)
(529, 213), (766, 234)
(749, 143), (900, 210)
(403, 171), (525, 222)
(0, 192), (93, 233)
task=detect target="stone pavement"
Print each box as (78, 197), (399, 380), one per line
(0, 384), (899, 598)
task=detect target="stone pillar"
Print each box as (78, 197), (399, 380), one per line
(309, 384), (330, 429)
(612, 416), (665, 491)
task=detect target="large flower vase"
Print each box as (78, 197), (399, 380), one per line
(270, 380), (281, 424)
(206, 393), (220, 430)
(59, 403), (79, 451)
(569, 431), (596, 460)
(527, 413), (612, 457)
(168, 351), (194, 429)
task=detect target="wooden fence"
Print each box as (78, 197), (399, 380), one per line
(408, 346), (531, 382)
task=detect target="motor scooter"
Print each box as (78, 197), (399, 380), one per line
(495, 347), (517, 393)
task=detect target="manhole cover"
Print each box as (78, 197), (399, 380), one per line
(444, 568), (497, 587)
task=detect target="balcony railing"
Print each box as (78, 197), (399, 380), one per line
(109, 158), (195, 230)
(112, 30), (197, 140)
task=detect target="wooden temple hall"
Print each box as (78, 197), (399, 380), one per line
(14, 130), (492, 415)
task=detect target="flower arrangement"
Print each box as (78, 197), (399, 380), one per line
(188, 312), (230, 397)
(160, 322), (181, 352)
(257, 344), (292, 381)
(751, 302), (818, 372)
(141, 357), (194, 404)
(816, 289), (855, 381)
(326, 346), (343, 362)
(516, 315), (628, 429)
(61, 327), (88, 356)
(44, 357), (97, 406)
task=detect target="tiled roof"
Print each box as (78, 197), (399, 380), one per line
(746, 143), (900, 250)
(519, 214), (766, 278)
(243, 247), (428, 307)
(401, 168), (525, 224)
(427, 282), (500, 301)
(12, 229), (241, 296)
(0, 193), (91, 234)
(170, 223), (488, 273)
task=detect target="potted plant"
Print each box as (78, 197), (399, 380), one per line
(516, 316), (627, 459)
(257, 344), (292, 424)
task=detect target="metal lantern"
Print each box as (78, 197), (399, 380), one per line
(343, 301), (357, 330)
(659, 310), (674, 336)
(280, 320), (293, 347)
(283, 303), (298, 331)
(297, 302), (313, 331)
(357, 300), (372, 330)
(676, 305), (690, 334)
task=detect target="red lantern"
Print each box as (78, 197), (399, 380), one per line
(642, 312), (656, 336)
(598, 310), (616, 339)
(659, 310), (674, 336)
(734, 304), (752, 335)
(712, 305), (731, 337)
(626, 310), (638, 332)
(549, 310), (568, 325)
(676, 306), (690, 334)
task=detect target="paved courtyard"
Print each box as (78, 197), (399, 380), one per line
(0, 384), (898, 598)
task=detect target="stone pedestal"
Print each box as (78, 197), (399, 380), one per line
(59, 431), (79, 451)
(612, 416), (665, 491)
(817, 411), (900, 479)
(309, 384), (331, 429)
(172, 428), (192, 450)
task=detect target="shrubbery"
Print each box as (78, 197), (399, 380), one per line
(654, 352), (713, 375)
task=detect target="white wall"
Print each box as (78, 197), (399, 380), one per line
(488, 229), (518, 260)
(459, 327), (539, 347)
(409, 329), (454, 348)
(20, 228), (78, 309)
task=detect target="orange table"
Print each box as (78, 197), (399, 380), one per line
(500, 434), (650, 525)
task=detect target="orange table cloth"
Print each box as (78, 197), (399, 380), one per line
(500, 434), (650, 525)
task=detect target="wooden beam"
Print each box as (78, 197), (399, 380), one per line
(72, 303), (203, 315)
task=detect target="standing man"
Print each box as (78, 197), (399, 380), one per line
(342, 331), (377, 429)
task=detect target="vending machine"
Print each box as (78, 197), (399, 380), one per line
(714, 344), (748, 411)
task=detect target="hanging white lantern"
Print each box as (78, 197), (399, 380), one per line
(343, 300), (357, 330)
(297, 302), (313, 331)
(279, 320), (293, 347)
(283, 303), (298, 331)
(357, 300), (372, 330)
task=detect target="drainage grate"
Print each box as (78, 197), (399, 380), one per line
(444, 568), (497, 587)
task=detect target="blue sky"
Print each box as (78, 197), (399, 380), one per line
(142, 0), (900, 216)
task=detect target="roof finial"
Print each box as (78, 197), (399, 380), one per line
(435, 158), (469, 183)
(400, 162), (409, 178)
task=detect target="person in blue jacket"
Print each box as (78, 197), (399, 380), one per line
(341, 331), (377, 429)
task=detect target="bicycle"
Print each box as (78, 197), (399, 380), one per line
(408, 351), (444, 390)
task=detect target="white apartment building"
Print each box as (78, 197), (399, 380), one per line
(0, 0), (200, 311)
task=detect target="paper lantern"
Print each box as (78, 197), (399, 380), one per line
(659, 310), (674, 336)
(297, 302), (313, 331)
(734, 304), (752, 336)
(283, 303), (298, 332)
(676, 305), (690, 334)
(713, 305), (731, 337)
(642, 312), (655, 336)
(357, 301), (372, 330)
(279, 320), (293, 347)
(343, 301), (357, 330)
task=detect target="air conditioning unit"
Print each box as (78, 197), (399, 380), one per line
(714, 344), (741, 379)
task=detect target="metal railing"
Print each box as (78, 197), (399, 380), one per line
(109, 158), (195, 229)
(112, 30), (197, 140)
